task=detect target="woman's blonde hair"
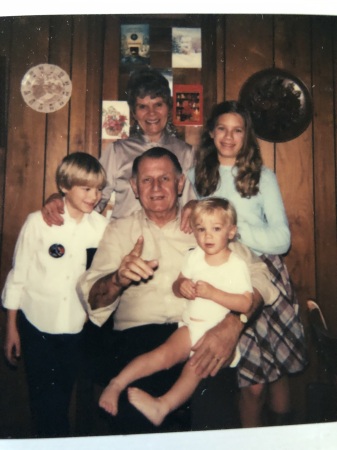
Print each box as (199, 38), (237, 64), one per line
(194, 101), (263, 198)
(56, 152), (106, 193)
(190, 197), (237, 229)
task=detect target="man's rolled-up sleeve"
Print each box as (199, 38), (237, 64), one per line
(76, 220), (123, 327)
(230, 241), (280, 306)
(77, 270), (119, 327)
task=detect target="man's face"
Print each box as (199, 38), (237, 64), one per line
(130, 156), (185, 222)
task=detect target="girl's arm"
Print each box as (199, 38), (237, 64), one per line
(238, 169), (291, 255)
(41, 193), (64, 226)
(4, 309), (21, 366)
(195, 281), (253, 313)
(180, 200), (198, 234)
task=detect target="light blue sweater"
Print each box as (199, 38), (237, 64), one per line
(188, 165), (291, 256)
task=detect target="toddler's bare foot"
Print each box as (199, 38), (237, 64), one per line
(99, 378), (123, 416)
(127, 387), (169, 426)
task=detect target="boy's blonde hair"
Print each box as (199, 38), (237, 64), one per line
(190, 197), (237, 228)
(56, 152), (106, 193)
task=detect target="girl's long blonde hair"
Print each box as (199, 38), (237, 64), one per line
(194, 101), (263, 198)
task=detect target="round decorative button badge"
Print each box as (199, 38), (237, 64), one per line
(49, 244), (65, 258)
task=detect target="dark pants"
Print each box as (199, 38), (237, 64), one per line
(82, 319), (240, 435)
(19, 312), (83, 438)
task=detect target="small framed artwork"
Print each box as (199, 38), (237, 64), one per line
(172, 27), (202, 68)
(173, 84), (203, 126)
(102, 100), (130, 140)
(120, 24), (150, 69)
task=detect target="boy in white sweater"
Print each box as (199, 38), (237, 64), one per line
(2, 152), (108, 437)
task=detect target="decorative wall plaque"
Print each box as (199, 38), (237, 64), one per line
(21, 64), (72, 113)
(239, 68), (312, 142)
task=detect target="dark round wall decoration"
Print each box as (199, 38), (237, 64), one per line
(239, 68), (312, 143)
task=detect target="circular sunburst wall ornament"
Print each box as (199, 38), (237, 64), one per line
(21, 63), (72, 113)
(239, 68), (312, 143)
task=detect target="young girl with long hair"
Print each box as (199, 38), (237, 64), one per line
(187, 100), (307, 427)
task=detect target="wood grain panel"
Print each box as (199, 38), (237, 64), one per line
(0, 18), (12, 262)
(1, 16), (50, 288)
(273, 15), (315, 305)
(225, 15), (275, 170)
(201, 15), (218, 122)
(274, 15), (318, 425)
(215, 15), (226, 104)
(149, 25), (172, 68)
(85, 16), (105, 158)
(44, 16), (73, 199)
(311, 16), (337, 325)
(69, 16), (88, 153)
(102, 15), (120, 101)
(225, 15), (274, 99)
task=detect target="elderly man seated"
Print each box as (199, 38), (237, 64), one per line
(77, 147), (279, 435)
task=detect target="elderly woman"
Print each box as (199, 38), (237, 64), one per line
(43, 68), (195, 224)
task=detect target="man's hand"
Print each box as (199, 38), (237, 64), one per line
(116, 236), (158, 287)
(42, 193), (64, 226)
(189, 314), (242, 378)
(89, 236), (158, 310)
(189, 288), (263, 378)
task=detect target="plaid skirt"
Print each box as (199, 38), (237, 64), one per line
(237, 254), (308, 388)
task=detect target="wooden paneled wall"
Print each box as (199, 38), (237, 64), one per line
(0, 14), (336, 437)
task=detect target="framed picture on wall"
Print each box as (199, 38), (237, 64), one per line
(173, 84), (203, 126)
(172, 27), (202, 68)
(102, 100), (130, 140)
(120, 24), (150, 69)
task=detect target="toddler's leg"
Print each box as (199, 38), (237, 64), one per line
(99, 326), (191, 416)
(128, 358), (201, 426)
(99, 378), (125, 416)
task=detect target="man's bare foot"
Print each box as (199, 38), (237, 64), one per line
(99, 378), (124, 416)
(127, 387), (170, 426)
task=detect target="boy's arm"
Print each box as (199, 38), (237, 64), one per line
(4, 309), (21, 366)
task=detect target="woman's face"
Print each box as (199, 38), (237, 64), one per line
(209, 112), (246, 166)
(133, 96), (169, 142)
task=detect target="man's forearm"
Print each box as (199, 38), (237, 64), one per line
(214, 288), (263, 359)
(189, 287), (264, 377)
(228, 288), (263, 331)
(88, 271), (124, 310)
(247, 288), (264, 321)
